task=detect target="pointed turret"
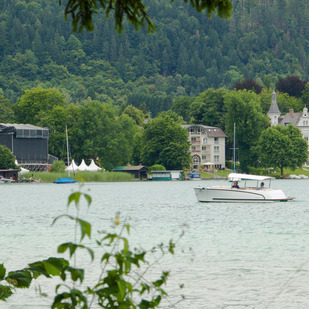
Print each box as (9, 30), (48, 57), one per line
(303, 105), (308, 117)
(268, 91), (281, 126)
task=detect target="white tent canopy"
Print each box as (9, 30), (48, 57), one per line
(78, 159), (89, 171)
(202, 162), (214, 166)
(88, 159), (102, 172)
(65, 159), (79, 172)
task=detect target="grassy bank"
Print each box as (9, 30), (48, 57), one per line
(23, 171), (135, 183)
(199, 169), (230, 179)
(248, 166), (309, 178)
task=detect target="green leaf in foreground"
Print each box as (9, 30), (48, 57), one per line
(0, 285), (13, 300)
(68, 192), (82, 207)
(0, 264), (6, 280)
(6, 270), (32, 288)
(76, 218), (91, 241)
(58, 242), (94, 261)
(28, 258), (69, 278)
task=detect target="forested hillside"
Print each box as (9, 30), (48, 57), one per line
(0, 0), (309, 113)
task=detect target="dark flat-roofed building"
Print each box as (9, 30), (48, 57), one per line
(0, 123), (49, 164)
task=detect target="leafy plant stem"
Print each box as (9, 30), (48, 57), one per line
(88, 220), (127, 308)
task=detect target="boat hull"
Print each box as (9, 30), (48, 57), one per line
(53, 177), (77, 184)
(194, 187), (293, 203)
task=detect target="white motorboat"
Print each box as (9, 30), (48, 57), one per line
(194, 173), (294, 202)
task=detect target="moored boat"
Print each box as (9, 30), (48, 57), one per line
(0, 176), (13, 183)
(194, 173), (294, 202)
(54, 126), (77, 184)
(186, 171), (201, 180)
(53, 177), (77, 184)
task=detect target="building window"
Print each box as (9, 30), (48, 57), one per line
(189, 126), (201, 134)
(192, 146), (196, 151)
(202, 155), (206, 160)
(214, 137), (219, 144)
(214, 155), (219, 163)
(203, 137), (207, 144)
(191, 137), (199, 143)
(304, 120), (308, 126)
(202, 146), (206, 151)
(214, 146), (219, 153)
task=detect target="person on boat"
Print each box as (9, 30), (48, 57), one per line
(258, 182), (264, 190)
(232, 181), (239, 188)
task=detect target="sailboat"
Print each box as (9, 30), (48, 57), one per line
(53, 126), (77, 184)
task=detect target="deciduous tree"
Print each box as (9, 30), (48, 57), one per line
(13, 87), (66, 125)
(0, 95), (15, 123)
(172, 96), (194, 123)
(0, 145), (17, 169)
(224, 90), (269, 171)
(189, 88), (228, 129)
(141, 111), (190, 169)
(122, 104), (145, 126)
(38, 105), (68, 160)
(276, 75), (307, 98)
(234, 79), (263, 94)
(255, 125), (308, 176)
(71, 101), (137, 170)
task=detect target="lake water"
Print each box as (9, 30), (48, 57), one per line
(2, 179), (309, 308)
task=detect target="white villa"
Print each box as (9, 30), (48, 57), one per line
(182, 124), (226, 170)
(268, 91), (309, 164)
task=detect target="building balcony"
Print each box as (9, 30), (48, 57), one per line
(201, 150), (211, 154)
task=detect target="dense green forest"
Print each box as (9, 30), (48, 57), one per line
(1, 0), (309, 171)
(0, 0), (309, 112)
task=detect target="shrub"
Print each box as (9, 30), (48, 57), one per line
(50, 160), (65, 172)
(149, 164), (166, 171)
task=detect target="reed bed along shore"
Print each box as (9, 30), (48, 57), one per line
(24, 171), (135, 183)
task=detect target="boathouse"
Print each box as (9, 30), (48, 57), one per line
(112, 165), (148, 180)
(0, 169), (19, 181)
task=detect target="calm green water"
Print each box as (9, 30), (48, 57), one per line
(1, 179), (309, 308)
